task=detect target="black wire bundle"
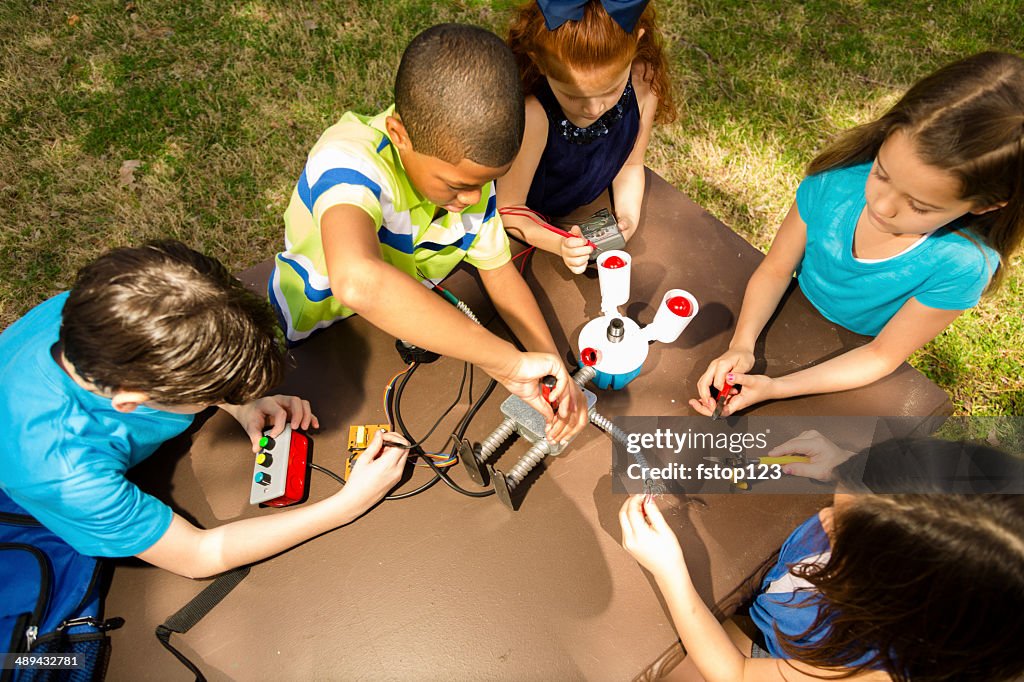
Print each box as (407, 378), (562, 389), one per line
(310, 360), (498, 499)
(391, 362), (496, 498)
(311, 250), (536, 499)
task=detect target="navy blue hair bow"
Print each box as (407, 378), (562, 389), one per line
(537, 0), (650, 33)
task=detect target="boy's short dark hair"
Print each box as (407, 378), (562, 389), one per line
(60, 240), (285, 405)
(395, 24), (525, 168)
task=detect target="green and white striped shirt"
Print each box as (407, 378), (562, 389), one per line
(270, 106), (510, 343)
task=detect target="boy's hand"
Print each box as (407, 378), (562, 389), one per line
(769, 430), (856, 481)
(560, 225), (593, 274)
(547, 379), (590, 444)
(338, 431), (408, 511)
(485, 352), (587, 441)
(688, 372), (774, 418)
(221, 395), (319, 453)
(619, 495), (685, 581)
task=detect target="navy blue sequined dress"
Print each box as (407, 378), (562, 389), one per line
(526, 77), (640, 218)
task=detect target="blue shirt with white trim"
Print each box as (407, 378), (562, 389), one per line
(750, 512), (881, 667)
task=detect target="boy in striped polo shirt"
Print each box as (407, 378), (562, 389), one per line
(270, 24), (587, 441)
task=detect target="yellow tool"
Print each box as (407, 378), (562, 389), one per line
(702, 455), (809, 466)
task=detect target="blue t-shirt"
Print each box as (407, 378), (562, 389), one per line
(749, 512), (879, 668)
(795, 163), (999, 336)
(0, 293), (193, 557)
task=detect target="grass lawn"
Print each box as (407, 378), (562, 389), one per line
(1, 0), (1021, 414)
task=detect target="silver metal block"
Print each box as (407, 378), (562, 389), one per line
(499, 388), (597, 455)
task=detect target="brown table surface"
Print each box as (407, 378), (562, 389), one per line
(105, 170), (951, 681)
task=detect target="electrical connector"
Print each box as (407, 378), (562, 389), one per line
(395, 339), (440, 365)
(347, 423), (391, 452)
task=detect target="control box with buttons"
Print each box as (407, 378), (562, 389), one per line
(248, 425), (312, 507)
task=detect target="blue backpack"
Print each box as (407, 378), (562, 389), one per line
(0, 491), (123, 682)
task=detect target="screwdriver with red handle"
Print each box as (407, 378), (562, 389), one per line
(541, 374), (559, 411)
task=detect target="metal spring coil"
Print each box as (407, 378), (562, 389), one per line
(457, 300), (480, 325)
(589, 410), (663, 493)
(588, 410), (629, 446)
(590, 410), (652, 469)
(568, 365), (664, 493)
(477, 417), (516, 463)
(505, 440), (551, 488)
(572, 365), (596, 386)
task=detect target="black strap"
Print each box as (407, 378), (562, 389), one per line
(155, 565), (250, 682)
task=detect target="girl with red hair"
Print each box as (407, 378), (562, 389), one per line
(501, 0), (675, 273)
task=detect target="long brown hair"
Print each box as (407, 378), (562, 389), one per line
(808, 51), (1024, 290)
(778, 492), (1024, 681)
(506, 1), (676, 124)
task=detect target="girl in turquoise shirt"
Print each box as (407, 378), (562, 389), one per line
(691, 51), (1024, 416)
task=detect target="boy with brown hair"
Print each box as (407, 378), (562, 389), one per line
(269, 23), (588, 441)
(0, 240), (408, 578)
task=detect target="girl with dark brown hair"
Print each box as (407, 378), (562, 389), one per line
(500, 0), (675, 273)
(620, 476), (1024, 681)
(690, 52), (1024, 418)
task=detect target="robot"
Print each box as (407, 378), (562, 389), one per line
(461, 250), (699, 508)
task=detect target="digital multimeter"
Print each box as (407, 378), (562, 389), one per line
(578, 208), (626, 259)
